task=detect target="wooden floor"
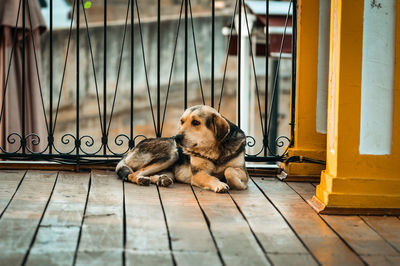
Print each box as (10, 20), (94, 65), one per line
(1, 170), (400, 266)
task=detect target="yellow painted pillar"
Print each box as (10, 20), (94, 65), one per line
(281, 0), (327, 181)
(309, 0), (400, 214)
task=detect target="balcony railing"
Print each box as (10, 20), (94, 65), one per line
(0, 0), (297, 166)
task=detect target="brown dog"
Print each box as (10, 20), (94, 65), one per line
(115, 105), (249, 192)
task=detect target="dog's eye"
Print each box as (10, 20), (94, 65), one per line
(180, 119), (184, 125)
(191, 120), (200, 126)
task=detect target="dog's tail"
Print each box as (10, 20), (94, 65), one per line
(115, 159), (133, 181)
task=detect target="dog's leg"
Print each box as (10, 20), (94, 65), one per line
(224, 167), (248, 190)
(173, 164), (192, 184)
(149, 171), (174, 187)
(127, 161), (174, 186)
(191, 172), (230, 193)
(127, 171), (151, 186)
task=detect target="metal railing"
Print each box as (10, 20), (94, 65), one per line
(0, 0), (297, 165)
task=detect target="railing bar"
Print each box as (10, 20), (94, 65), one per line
(217, 0), (238, 112)
(243, 5), (264, 135)
(103, 0), (107, 154)
(52, 0), (76, 134)
(266, 0), (292, 155)
(0, 153), (283, 163)
(105, 0), (131, 136)
(0, 0), (22, 125)
(157, 0), (161, 137)
(237, 0), (241, 129)
(135, 0), (157, 135)
(243, 3), (265, 137)
(49, 0), (53, 154)
(188, 0), (205, 105)
(244, 4), (265, 139)
(184, 0), (188, 110)
(268, 59), (279, 156)
(160, 0), (184, 136)
(211, 0), (215, 107)
(290, 0), (297, 145)
(130, 0), (135, 147)
(22, 0), (26, 154)
(26, 0), (50, 134)
(81, 0), (104, 135)
(264, 0), (269, 156)
(76, 0), (80, 158)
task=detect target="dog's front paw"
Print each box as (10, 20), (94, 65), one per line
(213, 182), (230, 193)
(157, 175), (174, 187)
(137, 176), (151, 186)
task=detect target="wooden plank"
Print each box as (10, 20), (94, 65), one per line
(286, 181), (316, 200)
(159, 183), (222, 265)
(173, 252), (222, 266)
(75, 170), (123, 266)
(254, 179), (364, 265)
(193, 186), (271, 266)
(0, 170), (26, 215)
(125, 251), (172, 266)
(361, 216), (400, 252)
(322, 215), (399, 258)
(0, 170), (58, 265)
(124, 180), (172, 266)
(268, 253), (321, 266)
(362, 255), (400, 266)
(25, 172), (90, 266)
(229, 180), (318, 266)
(289, 182), (399, 262)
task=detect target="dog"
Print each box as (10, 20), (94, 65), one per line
(115, 105), (249, 192)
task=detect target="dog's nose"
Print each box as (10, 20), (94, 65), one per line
(174, 134), (184, 144)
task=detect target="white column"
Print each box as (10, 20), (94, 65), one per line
(359, 0), (396, 155)
(236, 12), (254, 136)
(316, 0), (331, 134)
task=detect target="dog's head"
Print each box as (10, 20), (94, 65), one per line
(175, 105), (230, 150)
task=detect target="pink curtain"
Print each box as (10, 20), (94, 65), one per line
(0, 0), (47, 153)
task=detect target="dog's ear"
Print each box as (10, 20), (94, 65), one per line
(212, 114), (229, 142)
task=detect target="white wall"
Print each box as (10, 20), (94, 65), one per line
(359, 0), (396, 155)
(316, 0), (331, 134)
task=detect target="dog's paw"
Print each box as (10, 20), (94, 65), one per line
(157, 175), (174, 187)
(137, 176), (151, 186)
(127, 173), (136, 183)
(213, 182), (230, 193)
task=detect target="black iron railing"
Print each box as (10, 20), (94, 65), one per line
(0, 0), (297, 165)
